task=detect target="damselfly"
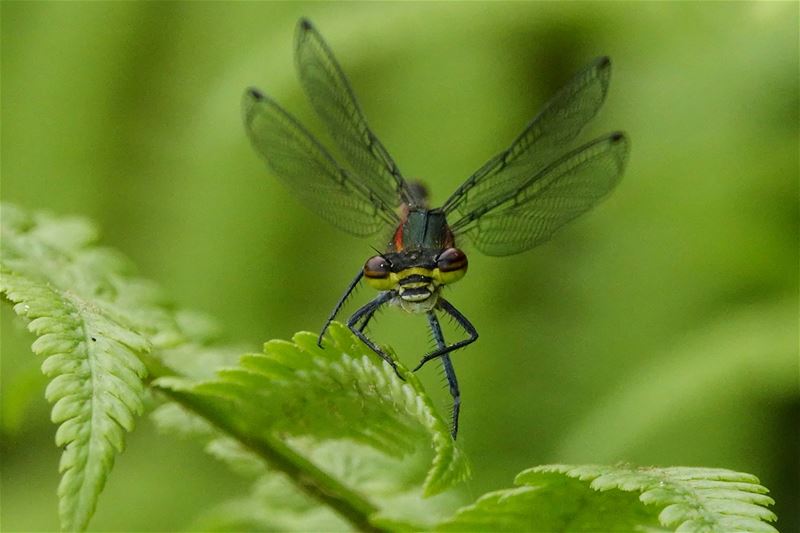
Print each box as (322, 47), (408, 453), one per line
(243, 18), (629, 439)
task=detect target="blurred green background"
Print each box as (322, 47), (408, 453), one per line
(2, 2), (798, 531)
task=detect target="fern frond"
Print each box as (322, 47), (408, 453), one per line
(1, 268), (148, 531)
(438, 464), (777, 532)
(437, 470), (661, 532)
(526, 465), (777, 532)
(152, 322), (469, 530)
(437, 465), (776, 533)
(155, 322), (469, 496)
(153, 397), (463, 531)
(0, 204), (170, 531)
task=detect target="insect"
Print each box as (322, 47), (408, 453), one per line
(243, 18), (629, 439)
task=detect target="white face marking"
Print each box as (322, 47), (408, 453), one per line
(400, 290), (431, 302)
(396, 285), (440, 313)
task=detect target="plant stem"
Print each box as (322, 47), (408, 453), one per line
(142, 354), (387, 533)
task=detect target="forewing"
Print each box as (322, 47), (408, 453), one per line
(295, 18), (412, 208)
(242, 89), (397, 237)
(452, 133), (629, 256)
(444, 57), (612, 216)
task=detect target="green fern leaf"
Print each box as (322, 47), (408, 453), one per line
(153, 323), (470, 530)
(155, 323), (469, 497)
(1, 270), (148, 531)
(438, 464), (777, 532)
(152, 402), (463, 531)
(526, 465), (778, 532)
(0, 204), (170, 531)
(437, 470), (661, 532)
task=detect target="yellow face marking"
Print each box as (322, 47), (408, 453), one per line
(397, 267), (434, 281)
(435, 265), (467, 285)
(364, 266), (467, 291)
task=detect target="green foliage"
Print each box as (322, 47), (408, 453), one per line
(438, 471), (661, 532)
(0, 203), (468, 531)
(150, 407), (351, 531)
(3, 3), (797, 530)
(439, 465), (778, 533)
(154, 323), (469, 495)
(195, 471), (351, 532)
(0, 203), (783, 532)
(152, 323), (470, 530)
(1, 204), (154, 531)
(528, 465), (777, 532)
(151, 406), (462, 531)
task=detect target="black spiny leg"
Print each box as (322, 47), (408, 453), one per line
(318, 269), (363, 346)
(347, 291), (403, 378)
(356, 303), (379, 333)
(413, 298), (478, 372)
(427, 311), (461, 439)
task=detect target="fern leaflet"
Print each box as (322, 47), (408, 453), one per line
(152, 323), (470, 530)
(1, 204), (159, 531)
(527, 465), (778, 532)
(438, 464), (778, 532)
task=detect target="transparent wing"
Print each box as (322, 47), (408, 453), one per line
(242, 88), (398, 237)
(451, 133), (629, 256)
(295, 18), (414, 208)
(443, 57), (613, 216)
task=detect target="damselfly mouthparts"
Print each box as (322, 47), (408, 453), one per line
(243, 18), (629, 439)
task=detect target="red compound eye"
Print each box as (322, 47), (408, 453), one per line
(364, 255), (390, 278)
(437, 248), (468, 272)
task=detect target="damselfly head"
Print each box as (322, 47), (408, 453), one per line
(363, 246), (468, 294)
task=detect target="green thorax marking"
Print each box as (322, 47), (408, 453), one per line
(395, 209), (452, 251)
